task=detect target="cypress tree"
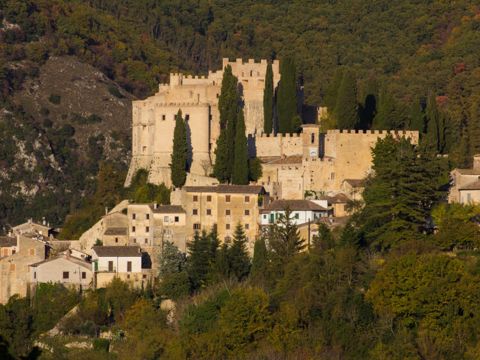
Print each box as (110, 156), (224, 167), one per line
(232, 108), (249, 185)
(276, 57), (297, 134)
(170, 110), (188, 188)
(408, 98), (425, 132)
(359, 76), (378, 129)
(425, 93), (441, 152)
(229, 223), (251, 281)
(373, 87), (397, 130)
(324, 67), (344, 111)
(469, 99), (480, 156)
(214, 65), (239, 183)
(334, 69), (359, 129)
(263, 62), (274, 134)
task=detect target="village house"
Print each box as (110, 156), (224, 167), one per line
(29, 252), (93, 291)
(0, 235), (49, 304)
(449, 155), (480, 205)
(92, 245), (149, 288)
(0, 235), (17, 258)
(174, 184), (268, 251)
(259, 199), (330, 226)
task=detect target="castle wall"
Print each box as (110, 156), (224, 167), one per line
(255, 133), (303, 158)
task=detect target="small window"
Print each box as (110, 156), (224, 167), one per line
(143, 274), (147, 279)
(207, 195), (212, 202)
(311, 133), (315, 144)
(127, 261), (132, 272)
(82, 272), (86, 279)
(331, 172), (335, 180)
(34, 272), (36, 279)
(173, 114), (176, 120)
(193, 209), (198, 215)
(245, 224), (250, 230)
(193, 195), (199, 202)
(295, 213), (299, 219)
(226, 209), (231, 216)
(244, 209), (250, 216)
(206, 209), (212, 216)
(193, 223), (201, 230)
(63, 272), (69, 279)
(174, 216), (179, 222)
(162, 114), (166, 120)
(146, 214), (150, 220)
(185, 114), (190, 121)
(263, 214), (267, 219)
(146, 226), (150, 233)
(133, 238), (137, 243)
(226, 224), (230, 230)
(132, 213), (136, 220)
(245, 196), (250, 202)
(225, 195), (231, 202)
(115, 237), (118, 243)
(132, 226), (136, 233)
(145, 238), (148, 244)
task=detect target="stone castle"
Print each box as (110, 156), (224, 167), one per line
(125, 58), (280, 186)
(125, 58), (419, 197)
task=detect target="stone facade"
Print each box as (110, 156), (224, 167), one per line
(448, 155), (480, 205)
(258, 126), (419, 199)
(125, 58), (280, 187)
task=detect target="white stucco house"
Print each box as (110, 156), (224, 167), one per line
(259, 199), (330, 226)
(29, 254), (93, 290)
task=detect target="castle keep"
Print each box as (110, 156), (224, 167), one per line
(125, 58), (280, 187)
(125, 58), (419, 198)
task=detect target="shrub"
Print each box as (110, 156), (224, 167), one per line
(108, 85), (124, 98)
(93, 338), (110, 352)
(48, 94), (61, 105)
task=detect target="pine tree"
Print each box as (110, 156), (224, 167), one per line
(269, 208), (305, 261)
(170, 110), (188, 188)
(158, 241), (185, 278)
(334, 69), (359, 129)
(232, 108), (249, 185)
(229, 223), (251, 281)
(469, 99), (480, 156)
(187, 230), (212, 291)
(263, 62), (274, 134)
(250, 238), (268, 283)
(312, 223), (334, 251)
(276, 57), (297, 134)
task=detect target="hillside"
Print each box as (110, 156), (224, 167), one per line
(1, 0), (480, 229)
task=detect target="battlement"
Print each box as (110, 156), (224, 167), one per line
(257, 132), (301, 138)
(327, 129), (419, 137)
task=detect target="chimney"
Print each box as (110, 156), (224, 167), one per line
(154, 203), (159, 209)
(42, 217), (46, 226)
(473, 154), (480, 171)
(105, 207), (108, 215)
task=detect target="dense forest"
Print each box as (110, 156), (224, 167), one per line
(2, 136), (480, 359)
(1, 0), (480, 229)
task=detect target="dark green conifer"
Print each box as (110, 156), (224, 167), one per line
(334, 69), (359, 129)
(232, 108), (249, 185)
(170, 110), (188, 188)
(324, 68), (344, 111)
(213, 132), (229, 183)
(229, 223), (251, 281)
(263, 62), (274, 133)
(276, 57), (297, 134)
(469, 99), (480, 156)
(408, 98), (425, 132)
(372, 86), (405, 130)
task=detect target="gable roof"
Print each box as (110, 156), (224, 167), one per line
(320, 193), (350, 204)
(104, 227), (128, 236)
(30, 255), (91, 270)
(0, 236), (16, 247)
(459, 180), (480, 191)
(184, 185), (266, 194)
(93, 246), (141, 257)
(262, 199), (328, 212)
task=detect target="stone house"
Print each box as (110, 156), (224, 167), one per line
(92, 246), (148, 288)
(0, 235), (48, 304)
(177, 185), (268, 252)
(0, 236), (17, 258)
(449, 155), (480, 205)
(29, 254), (93, 290)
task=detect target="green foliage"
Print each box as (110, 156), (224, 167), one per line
(334, 69), (359, 129)
(268, 208), (305, 263)
(232, 108), (249, 185)
(92, 338), (110, 352)
(187, 230), (218, 292)
(276, 57), (297, 134)
(360, 135), (447, 250)
(248, 157), (262, 182)
(373, 86), (406, 130)
(48, 94), (61, 104)
(228, 224), (251, 281)
(170, 110), (188, 188)
(107, 85), (124, 98)
(312, 222), (335, 251)
(263, 62), (274, 133)
(250, 237), (268, 284)
(128, 169), (170, 204)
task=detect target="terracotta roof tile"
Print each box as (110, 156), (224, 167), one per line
(93, 246), (141, 257)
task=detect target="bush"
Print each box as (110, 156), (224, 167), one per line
(108, 85), (124, 98)
(48, 94), (61, 104)
(93, 338), (110, 352)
